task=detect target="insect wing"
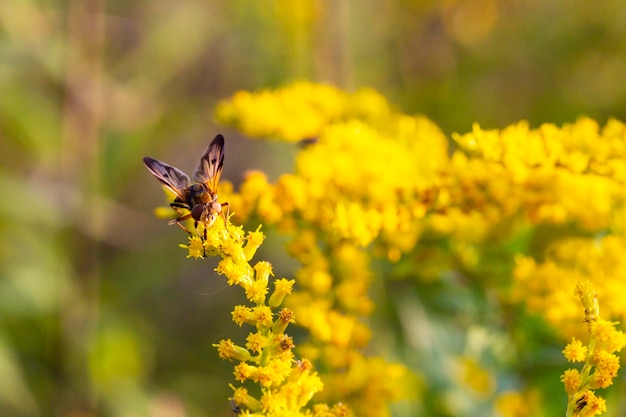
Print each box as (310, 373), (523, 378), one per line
(192, 134), (224, 194)
(143, 156), (191, 201)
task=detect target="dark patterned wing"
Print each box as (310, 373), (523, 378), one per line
(143, 156), (191, 201)
(192, 134), (224, 194)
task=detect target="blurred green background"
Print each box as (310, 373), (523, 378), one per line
(1, 0), (626, 416)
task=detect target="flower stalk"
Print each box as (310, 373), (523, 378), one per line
(562, 281), (626, 417)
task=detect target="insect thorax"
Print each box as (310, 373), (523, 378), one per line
(189, 183), (214, 205)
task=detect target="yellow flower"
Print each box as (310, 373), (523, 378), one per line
(275, 173), (308, 214)
(214, 84), (626, 416)
(494, 389), (541, 417)
(216, 257), (249, 286)
(590, 319), (620, 345)
(573, 391), (606, 417)
(244, 226), (266, 260)
(215, 339), (252, 362)
(589, 350), (620, 389)
(179, 235), (205, 259)
(232, 305), (253, 327)
(457, 356), (495, 397)
(272, 308), (296, 335)
(269, 278), (295, 308)
(563, 338), (588, 362)
(216, 81), (399, 143)
(261, 355), (293, 386)
(148, 126), (370, 415)
(259, 389), (286, 412)
(512, 237), (626, 338)
(234, 362), (256, 382)
(282, 370), (324, 409)
(246, 332), (268, 353)
(231, 386), (262, 412)
(561, 369), (582, 395)
(251, 305), (273, 329)
(272, 334), (295, 353)
(450, 118), (626, 234)
(332, 202), (381, 247)
(301, 269), (332, 296)
(245, 277), (269, 305)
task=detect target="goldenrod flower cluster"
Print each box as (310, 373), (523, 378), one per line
(217, 83), (437, 415)
(214, 81), (626, 415)
(513, 236), (626, 339)
(561, 281), (626, 417)
(448, 118), (626, 232)
(177, 220), (346, 416)
(215, 81), (393, 142)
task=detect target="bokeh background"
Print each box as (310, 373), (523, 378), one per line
(1, 0), (626, 416)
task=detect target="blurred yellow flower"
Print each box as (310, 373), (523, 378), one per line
(212, 83), (626, 416)
(458, 356), (495, 397)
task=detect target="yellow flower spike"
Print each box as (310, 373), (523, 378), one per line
(210, 87), (626, 415)
(214, 339), (253, 362)
(563, 281), (625, 417)
(146, 136), (333, 416)
(269, 279), (295, 308)
(272, 308), (295, 335)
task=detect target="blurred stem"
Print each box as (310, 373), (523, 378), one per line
(315, 0), (352, 88)
(59, 0), (104, 413)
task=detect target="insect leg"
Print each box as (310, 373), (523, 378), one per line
(220, 202), (230, 229)
(230, 399), (241, 415)
(169, 212), (193, 234)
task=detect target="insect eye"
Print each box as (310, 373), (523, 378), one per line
(191, 204), (205, 221)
